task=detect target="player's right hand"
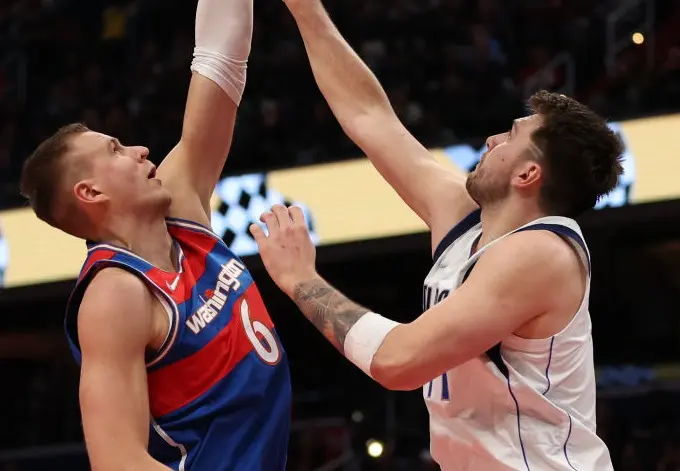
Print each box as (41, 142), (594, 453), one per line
(250, 204), (318, 297)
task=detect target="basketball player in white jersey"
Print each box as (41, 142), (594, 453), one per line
(248, 0), (624, 470)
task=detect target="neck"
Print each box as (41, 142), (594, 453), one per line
(96, 211), (176, 272)
(478, 198), (545, 249)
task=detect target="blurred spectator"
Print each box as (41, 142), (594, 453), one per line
(0, 0), (677, 208)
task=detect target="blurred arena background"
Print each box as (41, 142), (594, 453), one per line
(2, 0), (680, 469)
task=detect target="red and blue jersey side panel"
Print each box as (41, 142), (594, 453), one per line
(65, 218), (291, 471)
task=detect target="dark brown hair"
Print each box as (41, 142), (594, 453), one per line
(528, 91), (624, 217)
(19, 123), (90, 226)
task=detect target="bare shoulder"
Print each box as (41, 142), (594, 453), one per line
(465, 229), (585, 309)
(481, 229), (582, 279)
(78, 268), (157, 351)
(482, 230), (587, 337)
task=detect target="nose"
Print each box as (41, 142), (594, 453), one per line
(485, 135), (498, 151)
(134, 146), (150, 161)
(485, 132), (507, 151)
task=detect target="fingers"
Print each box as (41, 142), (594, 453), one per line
(258, 205), (306, 238)
(271, 204), (291, 228)
(249, 223), (266, 244)
(288, 206), (306, 227)
(259, 211), (279, 236)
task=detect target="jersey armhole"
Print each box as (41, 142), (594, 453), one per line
(432, 209), (482, 262)
(147, 289), (179, 368)
(65, 261), (180, 368)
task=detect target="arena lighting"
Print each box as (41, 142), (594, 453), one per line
(632, 32), (645, 45)
(419, 449), (434, 462)
(366, 439), (384, 458)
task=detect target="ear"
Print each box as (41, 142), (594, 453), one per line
(512, 160), (542, 191)
(73, 179), (108, 205)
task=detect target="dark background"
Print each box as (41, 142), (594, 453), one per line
(2, 0), (680, 470)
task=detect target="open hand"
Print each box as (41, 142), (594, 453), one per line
(250, 205), (318, 297)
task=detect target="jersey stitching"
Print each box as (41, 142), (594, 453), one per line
(543, 336), (556, 395)
(563, 414), (578, 470)
(506, 366), (532, 471)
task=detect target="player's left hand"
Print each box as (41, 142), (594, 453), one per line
(250, 204), (318, 297)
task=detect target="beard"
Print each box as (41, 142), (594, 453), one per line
(466, 167), (509, 207)
(465, 170), (482, 205)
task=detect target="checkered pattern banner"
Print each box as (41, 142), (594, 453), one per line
(210, 173), (320, 257)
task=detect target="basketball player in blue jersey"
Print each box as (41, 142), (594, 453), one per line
(18, 0), (291, 469)
(247, 1), (623, 470)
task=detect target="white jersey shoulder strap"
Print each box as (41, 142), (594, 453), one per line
(513, 216), (591, 274)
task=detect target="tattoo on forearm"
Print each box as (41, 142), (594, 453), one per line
(293, 278), (369, 353)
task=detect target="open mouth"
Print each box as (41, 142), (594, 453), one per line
(148, 167), (157, 179)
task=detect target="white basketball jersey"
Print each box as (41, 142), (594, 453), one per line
(422, 210), (614, 471)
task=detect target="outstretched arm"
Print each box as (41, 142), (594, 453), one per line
(157, 0), (253, 226)
(284, 0), (477, 252)
(252, 206), (581, 390)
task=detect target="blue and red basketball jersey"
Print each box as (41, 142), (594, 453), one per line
(65, 217), (291, 471)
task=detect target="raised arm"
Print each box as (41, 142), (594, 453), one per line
(252, 205), (584, 390)
(157, 0), (253, 226)
(78, 269), (171, 471)
(284, 0), (477, 250)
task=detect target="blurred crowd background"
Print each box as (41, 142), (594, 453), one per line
(1, 0), (680, 470)
(1, 0), (680, 207)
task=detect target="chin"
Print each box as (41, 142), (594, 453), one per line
(465, 173), (476, 192)
(160, 193), (173, 209)
(150, 190), (172, 213)
(465, 178), (485, 206)
(154, 184), (171, 198)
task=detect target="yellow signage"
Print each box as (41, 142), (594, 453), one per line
(1, 113), (678, 288)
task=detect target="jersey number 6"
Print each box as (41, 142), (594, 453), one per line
(240, 298), (282, 365)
